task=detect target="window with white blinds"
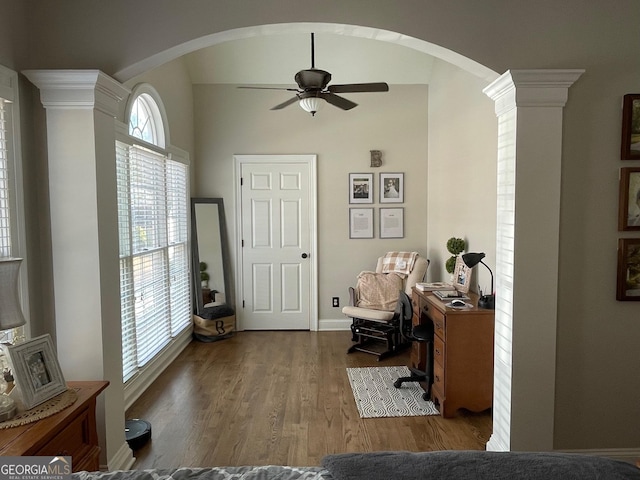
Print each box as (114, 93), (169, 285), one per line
(116, 141), (190, 383)
(0, 98), (13, 258)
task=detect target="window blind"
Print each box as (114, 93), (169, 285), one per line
(117, 141), (190, 383)
(0, 99), (12, 257)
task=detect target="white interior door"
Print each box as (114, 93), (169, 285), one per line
(235, 155), (316, 330)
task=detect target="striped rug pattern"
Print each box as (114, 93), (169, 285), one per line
(346, 366), (440, 418)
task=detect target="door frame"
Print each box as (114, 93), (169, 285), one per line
(233, 154), (318, 331)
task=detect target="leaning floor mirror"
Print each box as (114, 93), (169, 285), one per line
(191, 198), (233, 316)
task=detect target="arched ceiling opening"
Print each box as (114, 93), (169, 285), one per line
(114, 23), (499, 85)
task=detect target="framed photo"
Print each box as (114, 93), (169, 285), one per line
(349, 173), (373, 204)
(452, 256), (472, 294)
(380, 172), (404, 203)
(621, 94), (640, 160)
(617, 238), (640, 301)
(380, 207), (404, 238)
(349, 208), (374, 239)
(5, 334), (67, 409)
(618, 167), (640, 231)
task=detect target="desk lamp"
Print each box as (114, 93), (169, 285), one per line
(462, 252), (495, 310)
(0, 258), (26, 420)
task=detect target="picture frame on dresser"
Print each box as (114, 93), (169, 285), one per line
(616, 238), (640, 301)
(621, 94), (640, 160)
(4, 334), (67, 409)
(619, 167), (640, 230)
(348, 173), (373, 204)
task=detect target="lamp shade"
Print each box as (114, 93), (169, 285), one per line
(0, 258), (26, 330)
(462, 252), (486, 269)
(299, 96), (324, 116)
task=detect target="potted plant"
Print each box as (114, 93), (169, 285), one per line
(445, 237), (466, 274)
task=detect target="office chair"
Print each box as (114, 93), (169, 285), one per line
(343, 254), (428, 360)
(393, 290), (434, 401)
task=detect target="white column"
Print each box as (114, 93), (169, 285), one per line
(23, 70), (134, 470)
(483, 70), (583, 451)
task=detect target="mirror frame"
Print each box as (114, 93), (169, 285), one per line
(191, 197), (232, 315)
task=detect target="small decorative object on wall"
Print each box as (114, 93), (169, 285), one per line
(616, 238), (640, 301)
(349, 208), (374, 238)
(349, 173), (373, 204)
(621, 94), (640, 160)
(370, 150), (382, 167)
(619, 167), (640, 230)
(380, 207), (404, 238)
(380, 172), (404, 203)
(445, 237), (466, 274)
(4, 334), (67, 410)
(452, 256), (472, 294)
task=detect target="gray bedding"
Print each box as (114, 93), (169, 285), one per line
(72, 451), (640, 480)
(322, 451), (640, 480)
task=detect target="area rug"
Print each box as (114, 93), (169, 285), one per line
(346, 366), (439, 418)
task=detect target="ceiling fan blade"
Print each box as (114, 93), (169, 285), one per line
(238, 86), (299, 91)
(271, 96), (300, 110)
(328, 82), (389, 93)
(322, 92), (358, 110)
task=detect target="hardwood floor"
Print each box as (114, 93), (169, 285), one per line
(126, 331), (492, 469)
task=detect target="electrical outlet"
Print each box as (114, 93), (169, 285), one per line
(332, 297), (339, 307)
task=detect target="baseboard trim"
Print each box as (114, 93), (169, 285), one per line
(319, 318), (351, 331)
(105, 440), (135, 471)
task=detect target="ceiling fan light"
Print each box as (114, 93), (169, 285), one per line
(299, 96), (324, 116)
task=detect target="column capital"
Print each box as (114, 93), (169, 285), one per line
(484, 69), (584, 115)
(23, 69), (130, 117)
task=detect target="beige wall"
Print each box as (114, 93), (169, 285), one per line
(427, 59), (498, 292)
(192, 84), (429, 321)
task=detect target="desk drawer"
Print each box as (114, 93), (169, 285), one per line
(434, 335), (445, 365)
(427, 306), (445, 340)
(433, 359), (445, 393)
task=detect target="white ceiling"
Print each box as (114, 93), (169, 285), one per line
(183, 33), (435, 86)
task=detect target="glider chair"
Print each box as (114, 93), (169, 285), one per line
(343, 253), (429, 360)
(393, 290), (434, 401)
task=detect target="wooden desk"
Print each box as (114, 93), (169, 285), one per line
(0, 380), (109, 472)
(412, 288), (494, 418)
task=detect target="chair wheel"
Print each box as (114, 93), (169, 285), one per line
(393, 379), (402, 388)
(422, 392), (430, 401)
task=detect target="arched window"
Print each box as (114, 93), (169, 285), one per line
(118, 84), (189, 387)
(126, 86), (167, 148)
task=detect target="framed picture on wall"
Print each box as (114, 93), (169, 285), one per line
(349, 208), (374, 238)
(349, 173), (373, 204)
(618, 167), (640, 230)
(616, 238), (640, 301)
(621, 94), (640, 160)
(380, 207), (404, 238)
(380, 172), (404, 203)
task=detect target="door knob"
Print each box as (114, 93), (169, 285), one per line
(301, 253), (309, 259)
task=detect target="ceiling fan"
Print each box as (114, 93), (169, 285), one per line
(238, 33), (389, 116)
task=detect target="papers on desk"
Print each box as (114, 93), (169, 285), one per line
(433, 290), (470, 301)
(416, 282), (452, 292)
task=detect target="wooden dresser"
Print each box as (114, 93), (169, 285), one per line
(0, 380), (109, 472)
(412, 288), (494, 418)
